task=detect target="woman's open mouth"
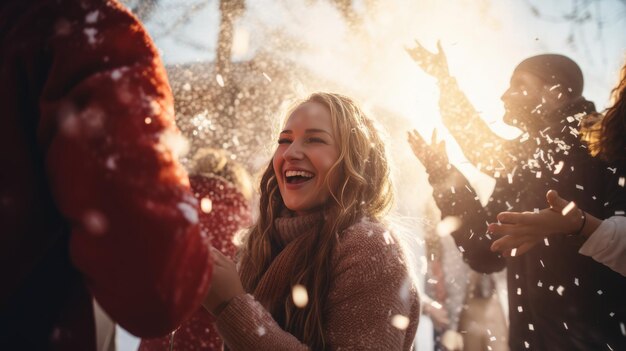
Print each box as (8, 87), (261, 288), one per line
(285, 170), (315, 184)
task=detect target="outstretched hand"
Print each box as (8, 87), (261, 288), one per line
(202, 247), (245, 315)
(405, 40), (450, 80)
(489, 190), (583, 257)
(407, 129), (449, 170)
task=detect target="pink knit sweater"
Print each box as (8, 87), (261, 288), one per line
(216, 213), (420, 350)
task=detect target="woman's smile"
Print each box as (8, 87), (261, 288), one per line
(273, 101), (339, 215)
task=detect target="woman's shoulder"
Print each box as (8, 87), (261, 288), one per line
(335, 218), (405, 267)
(340, 218), (390, 243)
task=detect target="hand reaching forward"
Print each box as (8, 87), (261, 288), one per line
(488, 190), (584, 257)
(405, 40), (450, 80)
(202, 247), (245, 315)
(407, 129), (449, 170)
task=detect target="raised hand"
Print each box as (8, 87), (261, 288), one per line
(488, 190), (584, 257)
(405, 40), (450, 80)
(407, 129), (449, 170)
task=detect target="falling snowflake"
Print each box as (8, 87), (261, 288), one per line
(292, 284), (308, 308)
(556, 286), (564, 296)
(391, 314), (410, 330)
(84, 27), (98, 45)
(200, 197), (213, 213)
(83, 210), (108, 236)
(85, 10), (99, 24)
(216, 74), (225, 87)
(561, 201), (576, 216)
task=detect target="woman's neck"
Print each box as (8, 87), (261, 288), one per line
(274, 210), (323, 247)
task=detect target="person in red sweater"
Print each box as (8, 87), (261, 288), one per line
(0, 0), (213, 349)
(139, 148), (253, 351)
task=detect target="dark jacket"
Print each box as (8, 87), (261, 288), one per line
(426, 78), (626, 350)
(0, 0), (213, 349)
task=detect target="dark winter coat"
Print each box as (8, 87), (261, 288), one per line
(0, 0), (213, 349)
(425, 78), (626, 350)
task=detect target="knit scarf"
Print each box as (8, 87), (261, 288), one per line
(246, 211), (323, 327)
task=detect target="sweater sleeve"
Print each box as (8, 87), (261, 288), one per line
(579, 216), (626, 276)
(216, 294), (309, 351)
(324, 223), (420, 350)
(38, 1), (212, 337)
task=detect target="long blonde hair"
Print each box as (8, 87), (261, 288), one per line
(238, 92), (393, 349)
(590, 63), (626, 162)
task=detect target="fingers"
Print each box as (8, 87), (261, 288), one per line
(406, 40), (433, 60)
(436, 40), (443, 55)
(435, 139), (446, 153)
(404, 47), (417, 60)
(516, 242), (536, 256)
(490, 234), (538, 255)
(211, 246), (225, 258)
(408, 129), (424, 141)
(413, 39), (428, 52)
(211, 247), (232, 266)
(487, 222), (527, 236)
(495, 211), (529, 225)
(431, 129), (438, 145)
(490, 235), (510, 253)
(407, 130), (427, 148)
(546, 189), (570, 211)
(408, 129), (438, 147)
(430, 129), (446, 151)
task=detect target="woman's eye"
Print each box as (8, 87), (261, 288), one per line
(307, 137), (326, 144)
(278, 138), (292, 144)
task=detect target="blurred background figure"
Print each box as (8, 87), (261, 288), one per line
(422, 207), (508, 351)
(140, 147), (252, 351)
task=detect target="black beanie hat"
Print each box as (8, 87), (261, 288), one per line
(513, 54), (584, 97)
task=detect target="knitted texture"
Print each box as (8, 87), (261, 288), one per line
(217, 214), (420, 350)
(139, 176), (252, 351)
(1, 0), (212, 348)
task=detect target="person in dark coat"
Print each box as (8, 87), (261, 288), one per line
(0, 0), (213, 349)
(489, 61), (626, 276)
(407, 45), (626, 350)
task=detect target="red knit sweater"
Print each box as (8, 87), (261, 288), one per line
(0, 0), (212, 349)
(139, 176), (252, 351)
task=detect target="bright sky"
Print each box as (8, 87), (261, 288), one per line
(140, 0), (625, 200)
(145, 0), (626, 121)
